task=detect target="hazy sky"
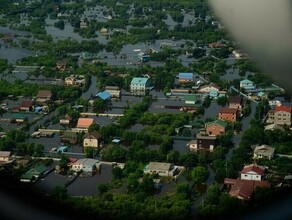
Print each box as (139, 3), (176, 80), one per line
(210, 0), (292, 94)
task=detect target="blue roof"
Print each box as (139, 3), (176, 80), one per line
(240, 79), (253, 84)
(131, 77), (149, 85)
(96, 91), (111, 100)
(209, 89), (219, 97)
(57, 146), (68, 152)
(179, 72), (193, 80)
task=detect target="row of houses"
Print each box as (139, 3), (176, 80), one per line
(188, 96), (244, 152)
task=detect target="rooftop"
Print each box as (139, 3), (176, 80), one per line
(229, 96), (243, 105)
(147, 162), (172, 171)
(131, 77), (149, 85)
(20, 101), (33, 108)
(84, 131), (102, 139)
(96, 91), (111, 100)
(0, 151), (11, 158)
(76, 118), (94, 128)
(72, 158), (99, 167)
(275, 105), (292, 113)
(240, 164), (265, 175)
(254, 145), (275, 157)
(219, 107), (238, 114)
(206, 119), (228, 128)
(178, 72), (193, 80)
(37, 90), (52, 98)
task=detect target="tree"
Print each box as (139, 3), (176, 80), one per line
(112, 166), (123, 180)
(88, 123), (100, 132)
(191, 166), (209, 184)
(217, 96), (227, 106)
(51, 186), (68, 201)
(85, 147), (96, 158)
(98, 184), (109, 195)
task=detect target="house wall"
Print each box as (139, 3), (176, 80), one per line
(196, 139), (216, 151)
(241, 173), (262, 181)
(206, 124), (225, 136)
(274, 111), (291, 126)
(60, 119), (70, 125)
(144, 169), (170, 177)
(199, 87), (219, 93)
(219, 113), (237, 122)
(83, 138), (99, 148)
(0, 156), (9, 162)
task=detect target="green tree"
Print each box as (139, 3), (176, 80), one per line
(191, 166), (209, 184)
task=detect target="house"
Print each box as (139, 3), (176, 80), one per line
(0, 151), (11, 163)
(71, 158), (100, 173)
(198, 83), (220, 94)
(65, 75), (85, 87)
(178, 72), (194, 83)
(264, 124), (285, 132)
(208, 42), (224, 48)
(105, 86), (121, 99)
(76, 117), (94, 131)
(59, 114), (72, 125)
(240, 164), (265, 181)
(10, 114), (27, 123)
(3, 33), (13, 43)
(20, 164), (48, 183)
(219, 107), (238, 122)
(188, 134), (217, 152)
(253, 145), (275, 160)
(60, 131), (78, 144)
(36, 90), (52, 103)
(137, 52), (150, 62)
(56, 60), (68, 71)
(100, 27), (109, 35)
(83, 131), (102, 150)
(266, 105), (292, 126)
(224, 178), (271, 201)
(229, 96), (244, 113)
(184, 95), (202, 106)
(80, 20), (87, 29)
(144, 162), (178, 177)
(240, 79), (256, 92)
(130, 77), (152, 96)
(19, 101), (33, 112)
(205, 119), (228, 136)
(96, 91), (111, 100)
(232, 50), (245, 59)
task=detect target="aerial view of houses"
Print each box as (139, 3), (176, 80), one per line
(0, 0), (291, 219)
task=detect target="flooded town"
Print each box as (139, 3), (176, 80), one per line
(0, 0), (292, 219)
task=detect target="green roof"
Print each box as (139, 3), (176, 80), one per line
(62, 131), (78, 138)
(131, 77), (149, 85)
(11, 114), (27, 119)
(184, 95), (198, 102)
(206, 119), (228, 128)
(21, 164), (47, 181)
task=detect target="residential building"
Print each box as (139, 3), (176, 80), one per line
(59, 114), (72, 125)
(71, 158), (100, 173)
(76, 118), (94, 131)
(240, 79), (256, 92)
(184, 95), (202, 106)
(198, 83), (220, 94)
(83, 131), (102, 150)
(224, 178), (271, 201)
(178, 72), (194, 83)
(144, 162), (178, 177)
(205, 119), (228, 136)
(208, 42), (224, 48)
(253, 145), (275, 160)
(137, 52), (150, 62)
(36, 90), (52, 103)
(188, 134), (217, 152)
(229, 96), (244, 113)
(266, 105), (292, 126)
(80, 20), (87, 29)
(264, 124), (285, 132)
(56, 60), (68, 71)
(65, 75), (85, 87)
(105, 86), (121, 99)
(60, 131), (78, 144)
(130, 77), (152, 96)
(10, 114), (27, 123)
(20, 164), (48, 183)
(0, 151), (11, 163)
(240, 164), (265, 181)
(96, 91), (111, 100)
(219, 107), (238, 122)
(19, 101), (33, 112)
(224, 164), (270, 201)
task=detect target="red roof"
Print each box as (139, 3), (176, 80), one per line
(228, 179), (271, 201)
(20, 101), (33, 108)
(37, 90), (52, 98)
(76, 118), (94, 128)
(240, 164), (265, 176)
(200, 83), (220, 90)
(275, 105), (292, 113)
(219, 107), (237, 114)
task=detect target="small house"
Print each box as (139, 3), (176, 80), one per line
(253, 145), (275, 160)
(96, 91), (111, 101)
(105, 86), (121, 99)
(219, 107), (238, 122)
(240, 79), (256, 92)
(198, 83), (220, 94)
(83, 131), (102, 150)
(229, 96), (244, 113)
(240, 164), (265, 181)
(144, 162), (178, 177)
(205, 119), (228, 136)
(71, 158), (100, 173)
(19, 101), (33, 112)
(188, 134), (217, 152)
(130, 77), (152, 96)
(36, 90), (52, 103)
(266, 105), (292, 126)
(178, 72), (194, 83)
(59, 115), (72, 125)
(0, 151), (11, 163)
(61, 131), (78, 144)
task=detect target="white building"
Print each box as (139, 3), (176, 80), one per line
(71, 158), (100, 173)
(144, 162), (178, 177)
(240, 164), (265, 181)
